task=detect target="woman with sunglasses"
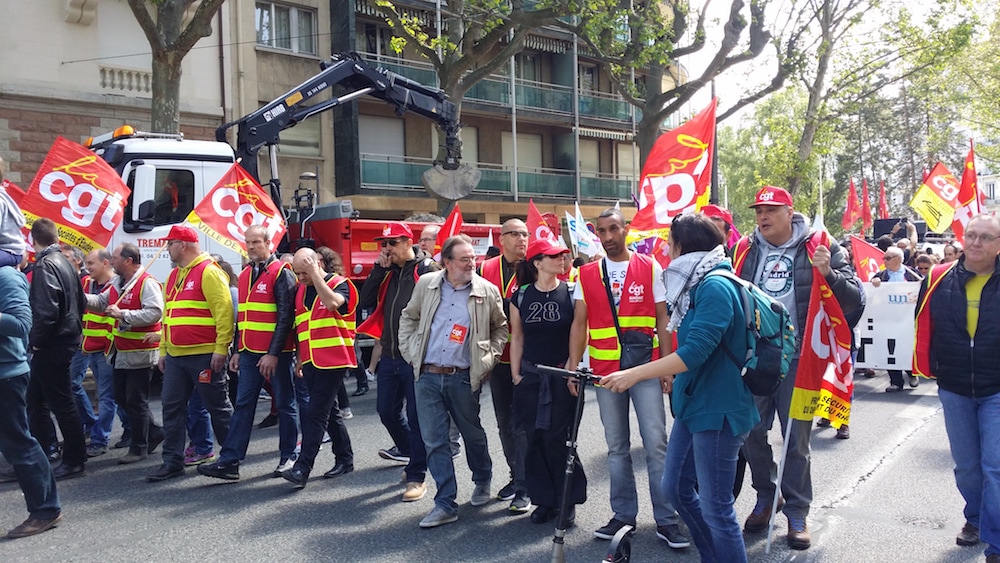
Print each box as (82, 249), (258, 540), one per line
(603, 213), (759, 563)
(508, 238), (587, 525)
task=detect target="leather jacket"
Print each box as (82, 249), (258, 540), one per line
(29, 245), (85, 349)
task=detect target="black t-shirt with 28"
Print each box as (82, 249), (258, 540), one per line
(514, 281), (574, 368)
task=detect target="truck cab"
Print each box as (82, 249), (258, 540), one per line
(87, 126), (243, 280)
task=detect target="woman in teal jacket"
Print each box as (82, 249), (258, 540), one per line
(603, 213), (760, 563)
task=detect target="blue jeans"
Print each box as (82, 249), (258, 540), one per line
(0, 372), (60, 520)
(186, 391), (213, 455)
(664, 419), (748, 562)
(376, 356), (427, 483)
(742, 359), (813, 518)
(939, 388), (1000, 557)
(415, 370), (492, 513)
(595, 377), (679, 526)
(81, 351), (124, 447)
(161, 354), (232, 469)
(218, 352), (298, 465)
(70, 349), (99, 430)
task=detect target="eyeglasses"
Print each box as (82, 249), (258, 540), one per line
(502, 231), (529, 238)
(448, 256), (476, 265)
(543, 254), (565, 260)
(883, 254), (899, 260)
(419, 237), (436, 242)
(381, 239), (403, 248)
(965, 232), (999, 243)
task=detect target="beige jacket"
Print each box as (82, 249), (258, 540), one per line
(398, 270), (508, 392)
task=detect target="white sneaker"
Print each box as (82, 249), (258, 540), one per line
(470, 482), (492, 506)
(341, 408), (353, 420)
(366, 369), (376, 382)
(419, 506), (458, 528)
(272, 458), (295, 478)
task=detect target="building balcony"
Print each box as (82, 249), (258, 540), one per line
(358, 53), (634, 122)
(361, 153), (634, 201)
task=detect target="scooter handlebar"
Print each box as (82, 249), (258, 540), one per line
(535, 364), (603, 385)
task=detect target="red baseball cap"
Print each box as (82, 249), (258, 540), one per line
(374, 222), (413, 241)
(701, 204), (733, 225)
(526, 238), (570, 261)
(750, 186), (794, 208)
(166, 225), (199, 243)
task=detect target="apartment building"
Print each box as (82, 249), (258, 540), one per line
(1, 1), (683, 223)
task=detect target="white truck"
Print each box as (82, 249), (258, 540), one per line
(83, 52), (475, 281)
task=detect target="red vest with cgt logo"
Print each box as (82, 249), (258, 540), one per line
(237, 260), (296, 354)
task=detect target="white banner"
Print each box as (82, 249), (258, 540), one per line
(854, 281), (921, 370)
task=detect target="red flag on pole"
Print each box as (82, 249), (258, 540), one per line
(527, 199), (558, 243)
(860, 179), (873, 234)
(186, 162), (286, 256)
(878, 180), (889, 220)
(951, 143), (980, 243)
(435, 203), (463, 255)
(842, 179), (862, 231)
(630, 99), (716, 241)
(850, 235), (884, 283)
(790, 232), (854, 427)
(21, 137), (131, 253)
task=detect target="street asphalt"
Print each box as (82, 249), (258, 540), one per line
(0, 370), (989, 562)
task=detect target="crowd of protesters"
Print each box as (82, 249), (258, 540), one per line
(0, 159), (996, 562)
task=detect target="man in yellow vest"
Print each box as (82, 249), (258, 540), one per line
(198, 225), (298, 481)
(149, 226), (234, 482)
(84, 243), (165, 465)
(282, 247), (357, 489)
(568, 208), (689, 549)
(80, 249), (128, 458)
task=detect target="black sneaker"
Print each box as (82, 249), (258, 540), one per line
(656, 524), (691, 549)
(497, 480), (516, 501)
(594, 517), (634, 540)
(113, 433), (132, 449)
(197, 460), (240, 481)
(956, 521), (980, 546)
(377, 447), (409, 463)
(509, 491), (532, 513)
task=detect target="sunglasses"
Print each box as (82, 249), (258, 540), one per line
(381, 239), (403, 248)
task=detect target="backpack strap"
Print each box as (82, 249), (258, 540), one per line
(704, 270), (755, 370)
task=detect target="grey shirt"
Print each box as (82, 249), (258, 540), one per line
(422, 277), (472, 369)
(86, 273), (163, 369)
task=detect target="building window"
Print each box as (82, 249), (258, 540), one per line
(579, 65), (597, 92)
(255, 3), (317, 55)
(987, 182), (995, 200)
(357, 24), (398, 59)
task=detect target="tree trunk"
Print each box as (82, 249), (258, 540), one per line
(787, 0), (834, 196)
(150, 51), (183, 133)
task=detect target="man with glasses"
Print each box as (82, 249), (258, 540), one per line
(871, 246), (922, 392)
(418, 224), (441, 255)
(84, 243), (165, 464)
(914, 215), (1000, 562)
(359, 222), (438, 502)
(478, 218), (531, 512)
(915, 254), (934, 276)
(398, 235), (508, 528)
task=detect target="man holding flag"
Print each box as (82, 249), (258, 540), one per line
(732, 187), (862, 549)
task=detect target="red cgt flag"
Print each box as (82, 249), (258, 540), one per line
(186, 163), (286, 256)
(850, 235), (884, 283)
(860, 179), (873, 233)
(527, 199), (558, 243)
(631, 99), (716, 240)
(790, 232), (854, 427)
(842, 178), (862, 232)
(435, 203), (464, 255)
(21, 137), (131, 253)
(878, 180), (889, 220)
(951, 144), (980, 243)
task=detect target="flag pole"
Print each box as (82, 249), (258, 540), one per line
(765, 415), (795, 553)
(112, 241), (169, 307)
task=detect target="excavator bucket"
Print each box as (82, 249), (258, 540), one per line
(422, 163), (482, 201)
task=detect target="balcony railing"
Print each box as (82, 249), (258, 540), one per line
(357, 52), (635, 121)
(361, 154), (635, 200)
